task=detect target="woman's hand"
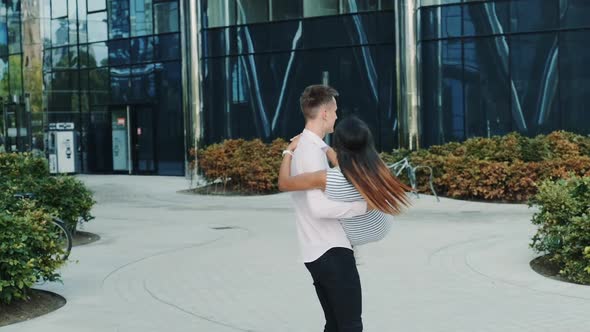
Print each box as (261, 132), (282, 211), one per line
(286, 134), (301, 152)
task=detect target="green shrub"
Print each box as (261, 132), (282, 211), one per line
(0, 153), (95, 232)
(0, 202), (65, 304)
(198, 138), (286, 194)
(530, 176), (590, 284)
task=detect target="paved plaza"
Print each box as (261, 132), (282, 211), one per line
(3, 175), (590, 332)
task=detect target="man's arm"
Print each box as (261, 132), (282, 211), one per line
(298, 146), (366, 219)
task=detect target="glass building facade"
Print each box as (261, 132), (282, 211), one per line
(199, 0), (399, 151)
(1, 0), (589, 176)
(419, 0), (590, 146)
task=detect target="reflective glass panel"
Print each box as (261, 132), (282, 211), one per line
(237, 0), (268, 24)
(130, 0), (153, 36)
(52, 46), (69, 68)
(9, 54), (22, 96)
(130, 36), (154, 63)
(109, 0), (130, 39)
(420, 5), (461, 40)
(0, 55), (8, 97)
(202, 0), (235, 28)
(7, 11), (19, 53)
(130, 64), (155, 100)
(154, 33), (179, 61)
(270, 0), (301, 20)
(87, 42), (108, 67)
(509, 33), (559, 135)
(87, 11), (108, 42)
(154, 2), (179, 33)
(559, 30), (590, 135)
(560, 0), (590, 29)
(108, 39), (130, 66)
(88, 0), (106, 12)
(110, 67), (130, 102)
(341, 0), (379, 13)
(463, 37), (511, 138)
(51, 0), (67, 18)
(464, 2), (509, 37)
(51, 17), (68, 46)
(88, 68), (109, 105)
(510, 0), (558, 33)
(303, 0), (338, 17)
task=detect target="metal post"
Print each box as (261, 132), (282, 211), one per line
(181, 0), (203, 179)
(126, 105), (132, 175)
(395, 0), (420, 150)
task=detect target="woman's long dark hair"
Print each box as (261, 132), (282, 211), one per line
(333, 116), (410, 214)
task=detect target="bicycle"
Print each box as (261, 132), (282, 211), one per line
(387, 157), (440, 202)
(13, 192), (72, 261)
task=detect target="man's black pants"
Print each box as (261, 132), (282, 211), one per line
(305, 247), (363, 332)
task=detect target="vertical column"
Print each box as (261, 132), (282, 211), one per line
(395, 0), (420, 150)
(180, 0), (203, 177)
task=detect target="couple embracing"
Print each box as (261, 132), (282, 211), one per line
(278, 85), (410, 332)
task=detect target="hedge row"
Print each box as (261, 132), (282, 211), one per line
(381, 131), (590, 202)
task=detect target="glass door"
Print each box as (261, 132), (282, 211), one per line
(111, 107), (130, 172)
(3, 103), (30, 152)
(131, 105), (156, 174)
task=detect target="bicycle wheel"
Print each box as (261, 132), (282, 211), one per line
(49, 218), (72, 261)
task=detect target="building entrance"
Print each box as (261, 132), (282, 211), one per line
(110, 105), (156, 174)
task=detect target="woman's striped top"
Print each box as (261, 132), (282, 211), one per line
(325, 167), (393, 246)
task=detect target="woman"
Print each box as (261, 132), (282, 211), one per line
(279, 116), (411, 245)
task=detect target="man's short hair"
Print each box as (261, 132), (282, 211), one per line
(299, 85), (339, 120)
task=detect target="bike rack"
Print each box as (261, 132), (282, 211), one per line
(388, 157), (440, 202)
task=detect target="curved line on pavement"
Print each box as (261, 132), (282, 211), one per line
(101, 237), (224, 287)
(143, 280), (256, 332)
(427, 235), (502, 264)
(463, 250), (590, 302)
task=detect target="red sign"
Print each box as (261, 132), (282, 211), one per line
(117, 118), (126, 126)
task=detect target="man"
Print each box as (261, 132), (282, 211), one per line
(286, 85), (366, 332)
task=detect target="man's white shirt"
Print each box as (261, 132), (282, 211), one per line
(290, 129), (367, 263)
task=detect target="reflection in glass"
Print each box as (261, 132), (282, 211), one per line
(0, 55), (8, 97)
(463, 37), (511, 138)
(270, 0), (301, 20)
(303, 0), (338, 17)
(131, 37), (154, 63)
(88, 42), (108, 67)
(203, 0), (235, 28)
(88, 0), (106, 12)
(109, 0), (130, 39)
(341, 0), (378, 13)
(130, 64), (155, 100)
(510, 33), (559, 135)
(420, 0), (461, 6)
(510, 0), (558, 33)
(110, 67), (130, 102)
(420, 5), (461, 40)
(463, 2), (509, 37)
(108, 39), (130, 66)
(7, 12), (20, 53)
(51, 0), (67, 18)
(78, 0), (88, 43)
(421, 40), (464, 146)
(0, 6), (7, 54)
(131, 0), (153, 36)
(154, 2), (179, 33)
(560, 0), (590, 30)
(51, 18), (68, 46)
(9, 54), (22, 96)
(559, 30), (590, 134)
(237, 0), (268, 24)
(52, 46), (69, 69)
(88, 68), (109, 105)
(87, 11), (108, 42)
(154, 33), (180, 61)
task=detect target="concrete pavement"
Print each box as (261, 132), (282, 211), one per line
(2, 175), (589, 332)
